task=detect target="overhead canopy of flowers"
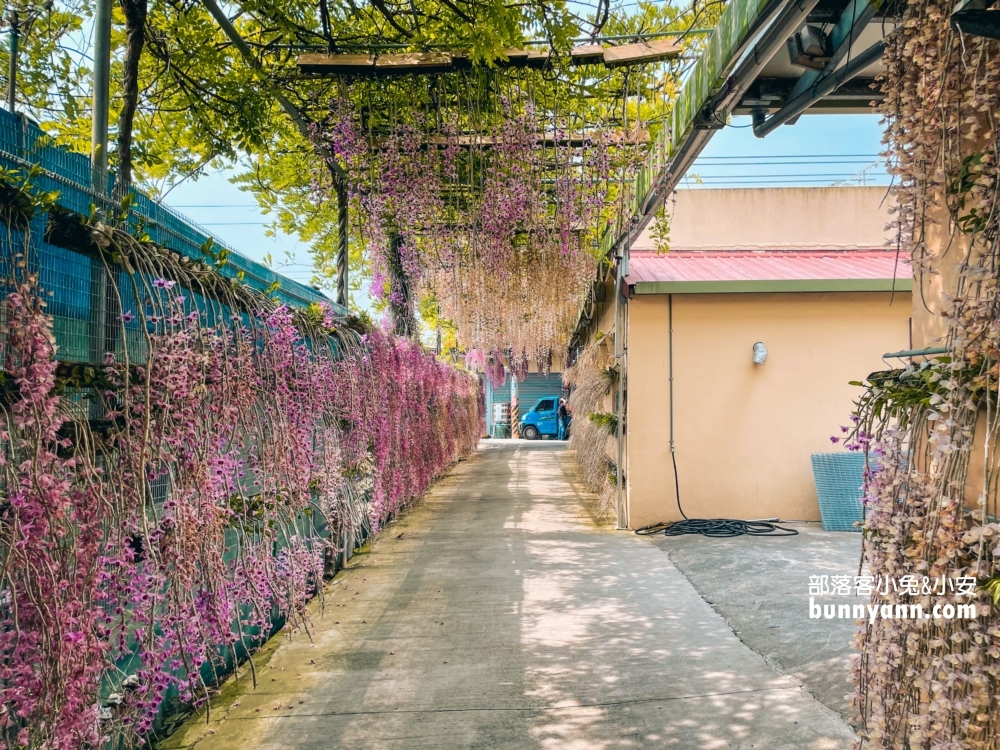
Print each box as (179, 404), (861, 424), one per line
(311, 64), (668, 377)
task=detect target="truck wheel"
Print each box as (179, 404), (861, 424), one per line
(522, 425), (540, 440)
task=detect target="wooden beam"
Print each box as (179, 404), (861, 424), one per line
(501, 48), (531, 67)
(374, 51), (454, 75)
(569, 44), (605, 65)
(297, 52), (374, 74)
(295, 40), (679, 77)
(524, 49), (550, 69)
(602, 38), (682, 67)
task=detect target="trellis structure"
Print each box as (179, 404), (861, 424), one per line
(295, 43), (684, 379)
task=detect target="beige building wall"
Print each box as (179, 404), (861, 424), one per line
(626, 291), (912, 528)
(632, 187), (896, 252)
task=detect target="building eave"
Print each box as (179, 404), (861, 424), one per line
(630, 277), (913, 295)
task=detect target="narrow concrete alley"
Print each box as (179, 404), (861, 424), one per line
(165, 442), (855, 750)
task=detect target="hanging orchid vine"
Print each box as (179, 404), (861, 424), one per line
(0, 167), (482, 749)
(313, 72), (649, 371)
(843, 1), (1000, 747)
(562, 338), (617, 514)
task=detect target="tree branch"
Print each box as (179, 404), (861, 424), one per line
(368, 0), (412, 38)
(115, 0), (149, 196)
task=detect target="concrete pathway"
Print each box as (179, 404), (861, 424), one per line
(164, 442), (855, 750)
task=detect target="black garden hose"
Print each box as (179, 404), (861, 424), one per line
(651, 295), (798, 539)
(635, 518), (799, 538)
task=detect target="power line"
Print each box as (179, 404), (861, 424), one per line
(168, 203), (261, 208)
(690, 172), (883, 179)
(689, 177), (891, 182)
(682, 178), (890, 184)
(696, 153), (881, 160)
(693, 161), (882, 167)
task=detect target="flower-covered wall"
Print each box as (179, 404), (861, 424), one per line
(562, 337), (618, 515)
(0, 169), (482, 750)
(848, 1), (1000, 746)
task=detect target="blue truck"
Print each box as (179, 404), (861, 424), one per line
(519, 396), (569, 440)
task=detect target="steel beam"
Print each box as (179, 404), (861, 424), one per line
(752, 39), (885, 138)
(786, 0), (877, 103)
(734, 75), (880, 112)
(708, 0), (824, 120)
(951, 0), (1000, 39)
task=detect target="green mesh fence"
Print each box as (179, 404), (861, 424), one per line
(0, 107), (342, 369)
(0, 109), (355, 740)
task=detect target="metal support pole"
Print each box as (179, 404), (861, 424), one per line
(335, 176), (349, 309)
(614, 223), (634, 530)
(92, 0), (112, 194)
(510, 377), (519, 439)
(615, 256), (628, 529)
(6, 11), (18, 113)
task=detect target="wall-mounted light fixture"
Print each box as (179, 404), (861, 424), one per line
(752, 342), (768, 365)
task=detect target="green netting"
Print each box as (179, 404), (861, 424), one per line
(0, 109), (356, 740)
(599, 0), (774, 257)
(0, 107), (342, 371)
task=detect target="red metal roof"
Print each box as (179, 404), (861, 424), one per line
(627, 249), (910, 287)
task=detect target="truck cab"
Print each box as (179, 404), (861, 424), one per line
(519, 396), (563, 440)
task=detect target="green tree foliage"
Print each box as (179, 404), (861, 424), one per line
(0, 0), (93, 148)
(2, 0), (719, 307)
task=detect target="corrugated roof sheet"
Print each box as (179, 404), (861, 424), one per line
(627, 249), (910, 285)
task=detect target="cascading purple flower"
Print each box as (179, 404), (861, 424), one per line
(0, 267), (483, 748)
(312, 92), (648, 369)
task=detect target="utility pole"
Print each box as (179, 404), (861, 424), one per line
(88, 0), (113, 371)
(91, 0), (112, 193)
(6, 10), (17, 113)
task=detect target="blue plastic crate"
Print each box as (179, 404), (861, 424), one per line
(810, 452), (865, 532)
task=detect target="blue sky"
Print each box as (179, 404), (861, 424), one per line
(161, 113), (889, 307)
(683, 113), (888, 187)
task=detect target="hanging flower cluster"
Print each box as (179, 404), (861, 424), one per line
(848, 307), (1000, 748)
(0, 196), (482, 749)
(562, 338), (617, 514)
(845, 1), (1000, 746)
(315, 88), (648, 369)
(0, 278), (110, 750)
